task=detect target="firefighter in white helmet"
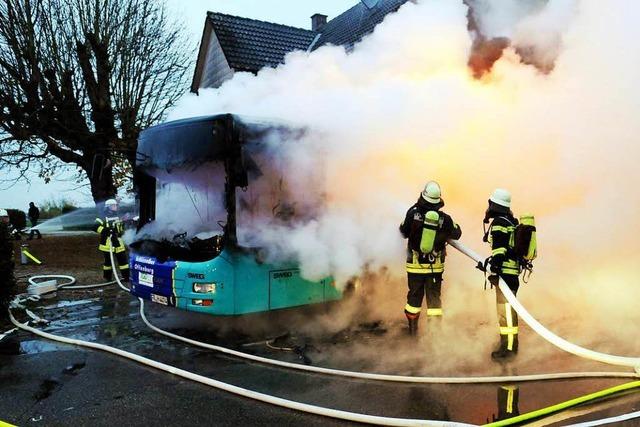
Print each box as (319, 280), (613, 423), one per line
(94, 199), (129, 281)
(0, 209), (20, 240)
(483, 188), (519, 359)
(399, 181), (462, 336)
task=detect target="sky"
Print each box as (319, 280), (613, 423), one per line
(0, 0), (358, 210)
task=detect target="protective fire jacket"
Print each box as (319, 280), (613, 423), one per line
(400, 198), (462, 274)
(488, 216), (520, 275)
(94, 216), (126, 253)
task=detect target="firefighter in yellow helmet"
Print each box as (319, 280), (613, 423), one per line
(399, 181), (462, 336)
(94, 199), (129, 281)
(483, 189), (520, 359)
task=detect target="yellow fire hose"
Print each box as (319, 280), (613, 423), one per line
(483, 380), (640, 426)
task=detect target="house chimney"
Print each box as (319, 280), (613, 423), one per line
(311, 13), (327, 31)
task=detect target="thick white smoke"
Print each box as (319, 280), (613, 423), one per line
(469, 0), (578, 69)
(165, 0), (640, 355)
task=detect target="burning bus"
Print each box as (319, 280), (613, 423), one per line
(130, 114), (343, 315)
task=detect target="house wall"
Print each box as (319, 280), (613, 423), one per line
(200, 29), (234, 89)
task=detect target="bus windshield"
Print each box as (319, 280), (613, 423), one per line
(133, 161), (227, 261)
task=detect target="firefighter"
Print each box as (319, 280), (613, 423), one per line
(0, 210), (9, 226)
(94, 199), (129, 281)
(399, 181), (462, 336)
(484, 189), (520, 359)
(0, 209), (20, 240)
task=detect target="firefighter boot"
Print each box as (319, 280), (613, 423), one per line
(405, 311), (420, 336)
(491, 335), (518, 360)
(408, 317), (419, 336)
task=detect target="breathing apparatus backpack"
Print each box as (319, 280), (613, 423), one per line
(420, 211), (440, 254)
(480, 214), (538, 285)
(513, 214), (537, 262)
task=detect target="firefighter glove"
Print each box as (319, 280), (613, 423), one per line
(490, 255), (503, 274)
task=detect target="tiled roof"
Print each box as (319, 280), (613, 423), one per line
(208, 12), (317, 73)
(313, 0), (410, 51)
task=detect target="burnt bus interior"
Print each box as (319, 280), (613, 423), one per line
(132, 114), (314, 263)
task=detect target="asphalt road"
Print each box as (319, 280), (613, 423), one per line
(1, 286), (639, 426)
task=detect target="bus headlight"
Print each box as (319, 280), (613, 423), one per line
(193, 283), (216, 293)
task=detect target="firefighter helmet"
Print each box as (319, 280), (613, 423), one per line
(0, 209), (7, 217)
(490, 188), (511, 208)
(104, 199), (118, 212)
(421, 181), (441, 204)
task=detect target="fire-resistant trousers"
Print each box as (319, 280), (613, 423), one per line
(102, 251), (129, 281)
(405, 273), (444, 318)
(491, 274), (520, 351)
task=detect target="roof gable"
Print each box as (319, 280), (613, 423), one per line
(191, 1), (411, 91)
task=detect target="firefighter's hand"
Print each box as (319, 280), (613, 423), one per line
(475, 261), (486, 272)
(489, 254), (504, 274)
(489, 262), (502, 274)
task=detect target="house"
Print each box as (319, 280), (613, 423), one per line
(191, 0), (411, 92)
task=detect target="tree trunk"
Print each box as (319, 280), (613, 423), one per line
(0, 222), (17, 318)
(85, 156), (117, 205)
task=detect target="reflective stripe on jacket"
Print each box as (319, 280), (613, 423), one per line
(406, 249), (445, 274)
(400, 198), (461, 275)
(489, 216), (520, 275)
(94, 217), (126, 253)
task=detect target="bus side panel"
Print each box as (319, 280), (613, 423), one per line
(324, 279), (343, 302)
(232, 252), (342, 313)
(269, 269), (324, 310)
(232, 253), (270, 315)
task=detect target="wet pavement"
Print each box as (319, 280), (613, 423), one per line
(1, 285), (639, 426)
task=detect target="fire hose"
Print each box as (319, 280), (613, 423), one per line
(483, 380), (640, 426)
(8, 253), (475, 427)
(447, 240), (640, 373)
(106, 248), (640, 425)
(1, 277), (116, 340)
(106, 250), (639, 384)
(137, 293), (639, 383)
(7, 308), (473, 427)
(5, 243), (640, 426)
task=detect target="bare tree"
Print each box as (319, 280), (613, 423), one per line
(0, 0), (192, 203)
